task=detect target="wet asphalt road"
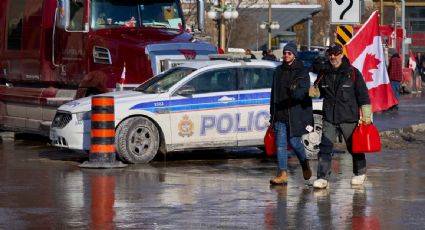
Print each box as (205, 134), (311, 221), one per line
(1, 93), (425, 229)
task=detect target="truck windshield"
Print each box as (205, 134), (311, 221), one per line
(91, 0), (184, 30)
(135, 67), (196, 94)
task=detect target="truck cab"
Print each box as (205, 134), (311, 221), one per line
(0, 0), (217, 135)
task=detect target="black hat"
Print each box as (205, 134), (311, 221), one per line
(327, 43), (343, 54)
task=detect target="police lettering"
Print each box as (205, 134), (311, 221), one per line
(200, 110), (269, 135)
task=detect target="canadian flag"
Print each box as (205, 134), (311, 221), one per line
(120, 62), (126, 85)
(345, 10), (398, 112)
(116, 62), (126, 91)
(409, 50), (417, 70)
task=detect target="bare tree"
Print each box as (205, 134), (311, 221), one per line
(183, 0), (379, 51)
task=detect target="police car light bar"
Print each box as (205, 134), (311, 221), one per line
(208, 54), (252, 62)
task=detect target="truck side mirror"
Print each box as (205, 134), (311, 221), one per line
(57, 0), (89, 32)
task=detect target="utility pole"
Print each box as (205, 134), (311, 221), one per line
(219, 0), (226, 51)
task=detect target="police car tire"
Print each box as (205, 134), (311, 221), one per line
(115, 116), (160, 164)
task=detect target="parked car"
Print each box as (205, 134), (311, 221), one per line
(50, 57), (285, 163)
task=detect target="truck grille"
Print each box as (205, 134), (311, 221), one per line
(51, 111), (72, 128)
(93, 46), (112, 64)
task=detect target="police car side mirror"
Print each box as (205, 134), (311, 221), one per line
(177, 85), (195, 96)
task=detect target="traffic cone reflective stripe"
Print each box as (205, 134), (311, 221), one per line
(91, 114), (115, 122)
(91, 129), (115, 137)
(90, 144), (116, 153)
(92, 98), (114, 106)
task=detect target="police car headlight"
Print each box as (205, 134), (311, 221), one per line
(75, 111), (91, 121)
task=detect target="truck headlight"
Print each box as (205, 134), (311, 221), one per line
(75, 111), (91, 121)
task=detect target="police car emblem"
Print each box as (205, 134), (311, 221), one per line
(178, 115), (194, 137)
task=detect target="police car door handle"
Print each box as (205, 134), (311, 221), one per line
(218, 96), (235, 102)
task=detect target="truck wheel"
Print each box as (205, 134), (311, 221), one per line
(115, 116), (160, 164)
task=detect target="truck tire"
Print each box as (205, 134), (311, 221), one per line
(115, 116), (160, 164)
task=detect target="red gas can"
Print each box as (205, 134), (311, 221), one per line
(352, 123), (381, 153)
(264, 126), (277, 156)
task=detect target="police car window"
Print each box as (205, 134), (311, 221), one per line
(240, 67), (274, 90)
(185, 68), (237, 94)
(135, 67), (195, 93)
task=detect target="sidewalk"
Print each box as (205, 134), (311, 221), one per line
(374, 92), (425, 133)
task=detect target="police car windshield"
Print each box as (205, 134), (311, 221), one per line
(135, 67), (196, 94)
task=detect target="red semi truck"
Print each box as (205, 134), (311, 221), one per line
(0, 0), (217, 135)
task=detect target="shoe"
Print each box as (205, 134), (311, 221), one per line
(270, 170), (288, 185)
(351, 174), (366, 185)
(301, 160), (312, 180)
(313, 178), (329, 189)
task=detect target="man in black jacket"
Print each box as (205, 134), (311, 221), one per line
(269, 42), (313, 185)
(309, 43), (372, 189)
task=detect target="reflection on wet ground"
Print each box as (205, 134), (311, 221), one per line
(1, 93), (425, 229)
(1, 133), (425, 229)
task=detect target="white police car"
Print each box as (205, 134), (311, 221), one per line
(50, 56), (285, 163)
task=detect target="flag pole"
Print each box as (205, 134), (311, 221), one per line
(401, 0), (406, 68)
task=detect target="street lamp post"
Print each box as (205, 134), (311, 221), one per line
(268, 0), (272, 49)
(207, 1), (239, 52)
(260, 1), (280, 50)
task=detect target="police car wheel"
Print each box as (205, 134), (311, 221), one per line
(115, 116), (160, 164)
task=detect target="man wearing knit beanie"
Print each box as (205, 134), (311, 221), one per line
(269, 41), (313, 185)
(283, 42), (298, 57)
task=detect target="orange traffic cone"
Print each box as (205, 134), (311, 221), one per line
(80, 96), (126, 168)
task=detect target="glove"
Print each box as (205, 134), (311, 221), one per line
(308, 86), (320, 98)
(361, 104), (372, 125)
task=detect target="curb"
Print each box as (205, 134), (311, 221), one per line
(380, 123), (425, 137)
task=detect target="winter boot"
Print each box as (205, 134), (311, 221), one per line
(270, 170), (288, 185)
(301, 160), (312, 180)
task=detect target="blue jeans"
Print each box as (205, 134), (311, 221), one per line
(274, 121), (307, 170)
(390, 80), (400, 102)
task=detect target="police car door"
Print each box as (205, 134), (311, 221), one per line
(236, 66), (275, 146)
(169, 68), (238, 149)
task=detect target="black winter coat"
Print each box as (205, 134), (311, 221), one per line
(270, 59), (313, 137)
(318, 57), (371, 124)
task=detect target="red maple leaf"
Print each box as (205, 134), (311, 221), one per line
(361, 53), (381, 82)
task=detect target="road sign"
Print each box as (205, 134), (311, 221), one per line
(336, 25), (353, 46)
(336, 25), (353, 56)
(330, 0), (360, 24)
